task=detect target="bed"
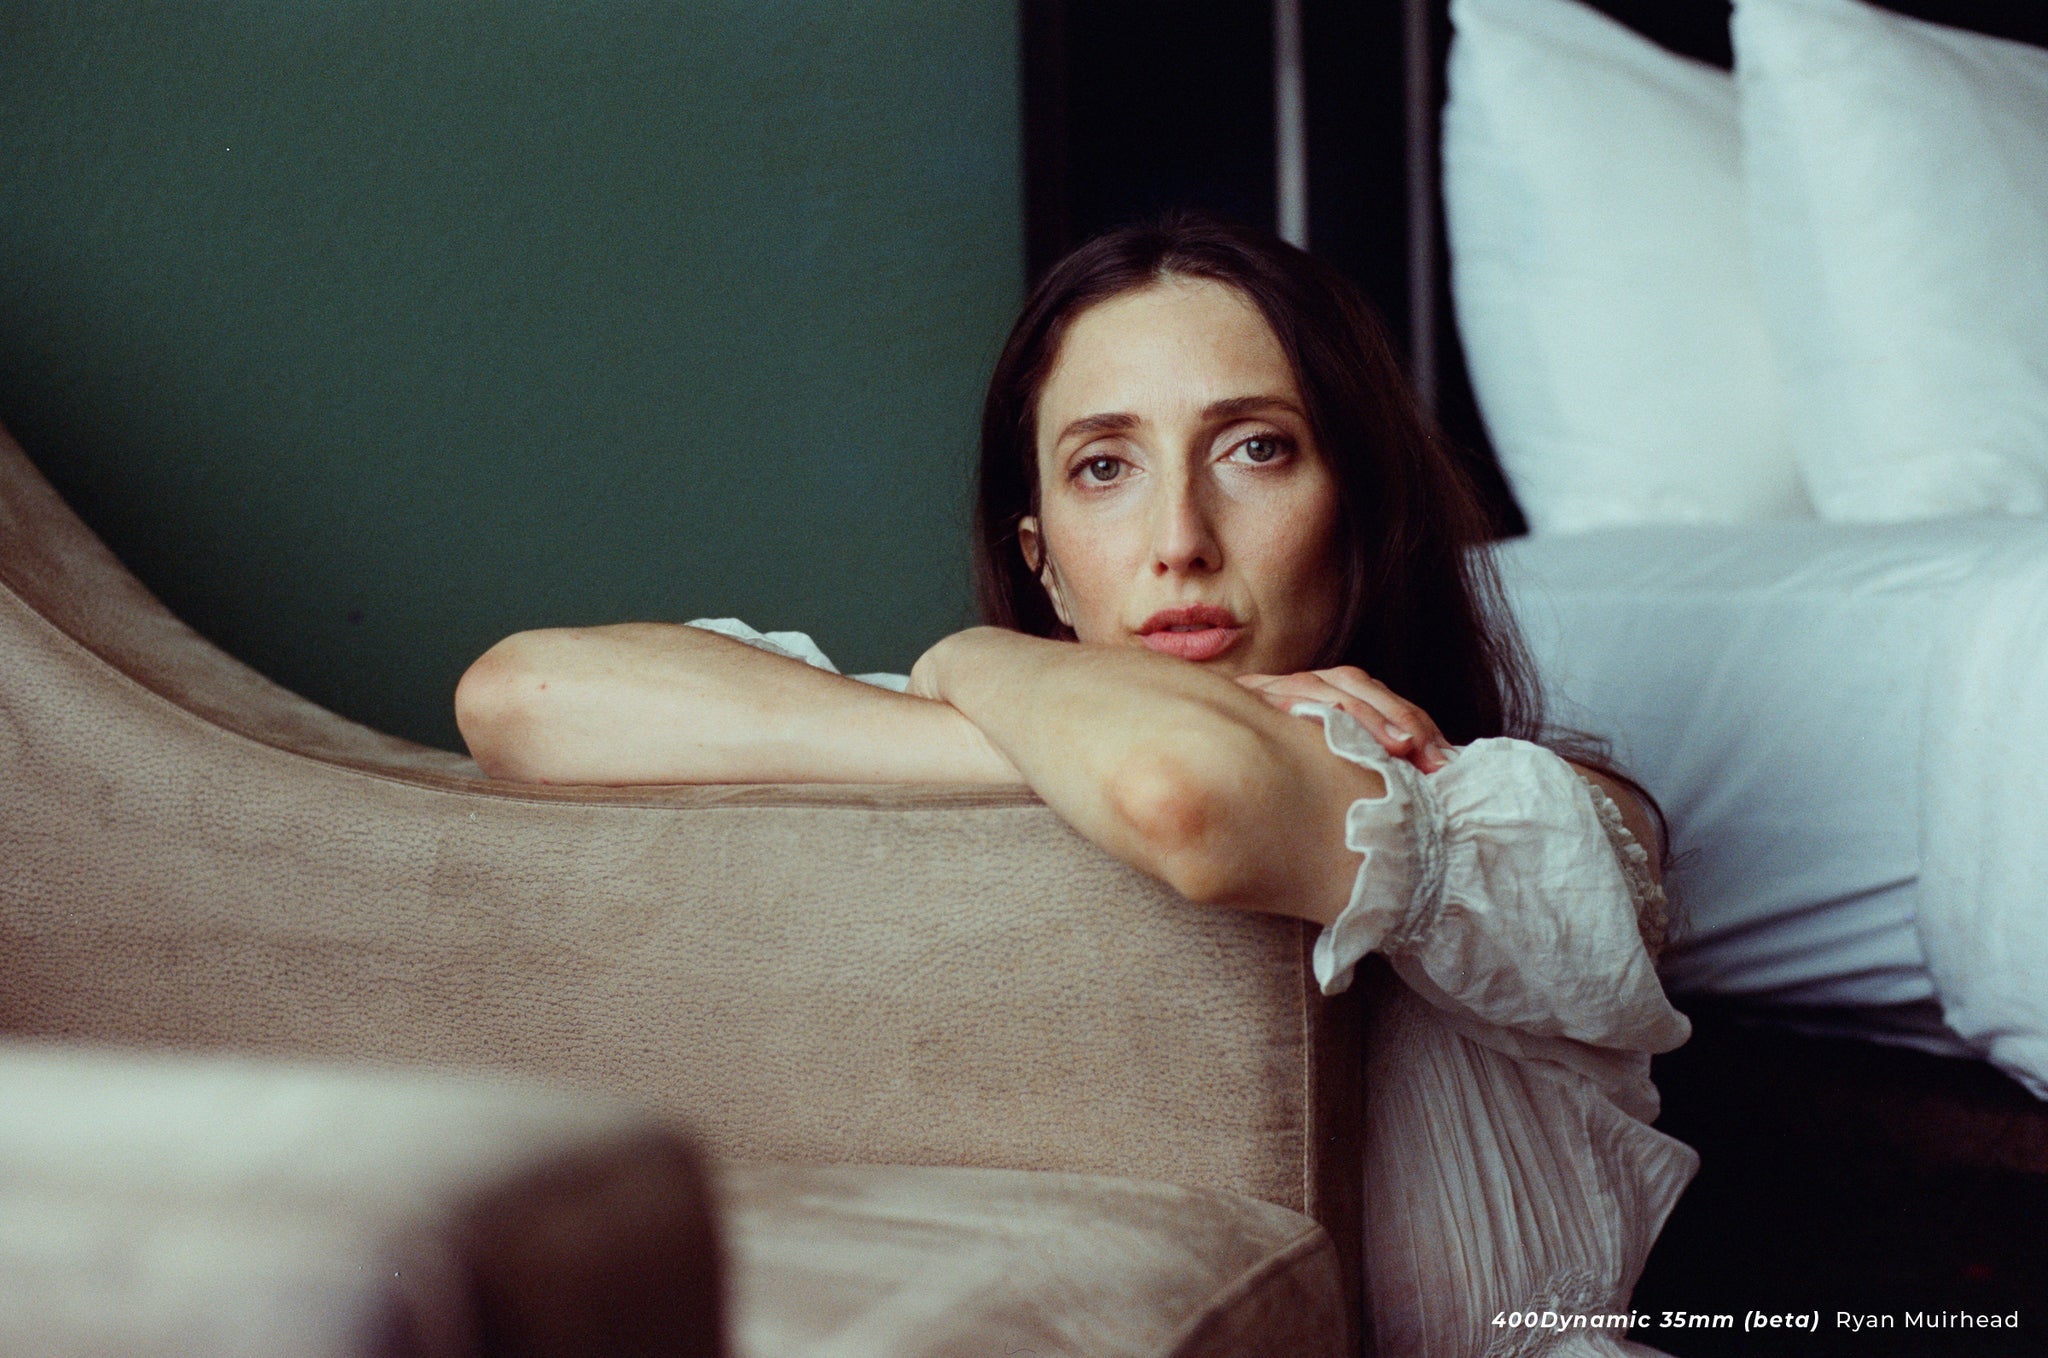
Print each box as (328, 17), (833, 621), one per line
(1498, 519), (2048, 1092)
(1436, 0), (2048, 1105)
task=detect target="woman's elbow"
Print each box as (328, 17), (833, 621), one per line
(455, 633), (563, 781)
(1106, 744), (1258, 906)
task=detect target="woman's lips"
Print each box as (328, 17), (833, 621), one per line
(1137, 604), (1244, 661)
(1138, 626), (1244, 661)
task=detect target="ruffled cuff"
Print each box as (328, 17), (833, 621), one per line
(1294, 704), (1689, 1057)
(1292, 701), (1446, 997)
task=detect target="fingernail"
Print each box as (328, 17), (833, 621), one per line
(1384, 722), (1413, 744)
(1430, 742), (1460, 765)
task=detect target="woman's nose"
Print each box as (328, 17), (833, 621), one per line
(1148, 476), (1222, 575)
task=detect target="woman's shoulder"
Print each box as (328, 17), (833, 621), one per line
(1563, 761), (1662, 880)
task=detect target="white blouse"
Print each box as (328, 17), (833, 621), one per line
(688, 620), (1699, 1358)
(1290, 702), (1697, 1358)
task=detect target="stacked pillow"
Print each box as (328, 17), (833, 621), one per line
(1445, 0), (2048, 532)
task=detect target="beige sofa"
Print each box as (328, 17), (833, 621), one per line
(0, 424), (1366, 1357)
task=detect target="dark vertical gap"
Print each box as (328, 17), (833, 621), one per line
(1021, 0), (1073, 283)
(1051, 0), (1276, 250)
(1303, 0), (1408, 343)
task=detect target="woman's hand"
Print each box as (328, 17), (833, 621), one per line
(1234, 667), (1457, 773)
(905, 632), (955, 702)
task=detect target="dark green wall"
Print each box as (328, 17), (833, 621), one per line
(0, 2), (1021, 750)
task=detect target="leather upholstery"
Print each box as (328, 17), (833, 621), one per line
(0, 423), (1364, 1349)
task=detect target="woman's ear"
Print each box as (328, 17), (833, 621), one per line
(1017, 516), (1072, 629)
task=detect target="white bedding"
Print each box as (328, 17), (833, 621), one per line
(1497, 519), (2048, 1096)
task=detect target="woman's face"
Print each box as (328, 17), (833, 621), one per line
(1019, 276), (1345, 678)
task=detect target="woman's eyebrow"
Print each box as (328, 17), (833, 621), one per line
(1054, 411), (1140, 446)
(1203, 394), (1305, 422)
(1053, 396), (1304, 449)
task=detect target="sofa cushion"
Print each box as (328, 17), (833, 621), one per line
(723, 1165), (1346, 1358)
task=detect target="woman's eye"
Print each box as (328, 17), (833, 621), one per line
(1081, 456), (1123, 483)
(1237, 435), (1288, 464)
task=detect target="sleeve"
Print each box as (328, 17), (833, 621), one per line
(683, 618), (909, 692)
(1291, 702), (1690, 1060)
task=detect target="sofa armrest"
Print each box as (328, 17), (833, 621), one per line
(0, 1041), (721, 1358)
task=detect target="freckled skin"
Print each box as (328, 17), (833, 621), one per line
(1018, 278), (1346, 680)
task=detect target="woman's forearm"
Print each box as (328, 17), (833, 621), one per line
(456, 623), (1023, 786)
(914, 627), (1361, 908)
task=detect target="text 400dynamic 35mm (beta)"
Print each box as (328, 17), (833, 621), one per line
(1488, 1309), (2026, 1337)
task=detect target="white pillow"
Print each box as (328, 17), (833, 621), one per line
(1443, 0), (1810, 535)
(1734, 0), (2048, 521)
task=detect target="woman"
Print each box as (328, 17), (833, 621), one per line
(457, 215), (1697, 1357)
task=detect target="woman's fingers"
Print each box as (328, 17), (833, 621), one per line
(1236, 672), (1367, 726)
(1235, 671), (1452, 771)
(1234, 672), (1337, 711)
(1307, 667), (1453, 766)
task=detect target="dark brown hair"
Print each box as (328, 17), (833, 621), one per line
(970, 212), (1672, 872)
(974, 212), (1533, 741)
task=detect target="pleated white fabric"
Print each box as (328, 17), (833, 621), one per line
(1292, 705), (1700, 1358)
